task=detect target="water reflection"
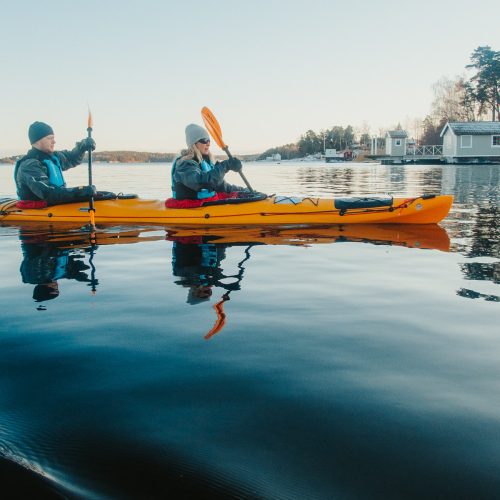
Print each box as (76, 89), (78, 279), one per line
(463, 204), (499, 259)
(19, 228), (94, 310)
(10, 225), (164, 307)
(5, 222), (455, 316)
(168, 234), (252, 338)
(1, 162), (498, 499)
(449, 201), (499, 300)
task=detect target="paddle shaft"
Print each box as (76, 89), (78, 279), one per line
(222, 145), (253, 192)
(87, 127), (94, 210)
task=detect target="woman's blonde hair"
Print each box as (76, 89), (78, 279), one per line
(180, 145), (214, 164)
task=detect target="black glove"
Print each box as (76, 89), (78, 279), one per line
(227, 157), (242, 172)
(77, 137), (96, 153)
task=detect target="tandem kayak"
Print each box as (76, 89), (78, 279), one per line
(0, 194), (453, 225)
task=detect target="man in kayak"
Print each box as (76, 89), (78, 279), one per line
(166, 123), (247, 208)
(14, 121), (97, 207)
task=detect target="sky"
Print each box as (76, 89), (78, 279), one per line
(1, 0), (499, 157)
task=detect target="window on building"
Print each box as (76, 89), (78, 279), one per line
(395, 139), (401, 146)
(492, 135), (500, 147)
(461, 135), (472, 148)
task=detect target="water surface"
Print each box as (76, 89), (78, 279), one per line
(0, 161), (499, 499)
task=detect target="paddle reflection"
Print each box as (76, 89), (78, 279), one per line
(167, 233), (253, 339)
(8, 222), (455, 316)
(165, 223), (452, 338)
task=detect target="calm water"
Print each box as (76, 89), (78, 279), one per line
(0, 161), (499, 499)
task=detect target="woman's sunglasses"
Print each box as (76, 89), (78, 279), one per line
(197, 138), (211, 145)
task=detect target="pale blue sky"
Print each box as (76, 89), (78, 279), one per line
(1, 0), (499, 156)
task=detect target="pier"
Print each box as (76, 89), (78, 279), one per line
(370, 123), (500, 165)
(376, 145), (443, 164)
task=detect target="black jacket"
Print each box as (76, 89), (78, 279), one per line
(14, 143), (87, 204)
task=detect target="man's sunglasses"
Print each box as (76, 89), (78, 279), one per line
(197, 138), (211, 144)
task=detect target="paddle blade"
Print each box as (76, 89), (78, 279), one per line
(201, 106), (226, 149)
(204, 297), (227, 340)
(87, 108), (93, 129)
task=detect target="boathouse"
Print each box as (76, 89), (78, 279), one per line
(385, 130), (407, 156)
(440, 121), (500, 163)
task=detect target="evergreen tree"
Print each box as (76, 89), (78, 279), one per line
(466, 46), (500, 121)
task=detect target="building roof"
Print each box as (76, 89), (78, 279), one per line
(441, 121), (500, 136)
(386, 130), (408, 138)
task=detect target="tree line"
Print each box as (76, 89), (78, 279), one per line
(92, 151), (176, 163)
(421, 45), (500, 144)
(258, 126), (372, 160)
(0, 151), (177, 164)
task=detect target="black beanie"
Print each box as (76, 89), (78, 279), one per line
(33, 283), (59, 302)
(28, 121), (54, 144)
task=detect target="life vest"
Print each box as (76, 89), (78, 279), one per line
(171, 157), (216, 200)
(196, 244), (218, 286)
(200, 244), (218, 268)
(43, 155), (65, 187)
(53, 254), (69, 280)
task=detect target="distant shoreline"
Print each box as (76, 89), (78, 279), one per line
(0, 151), (261, 164)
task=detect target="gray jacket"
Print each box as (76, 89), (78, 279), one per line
(15, 143), (87, 204)
(173, 157), (245, 197)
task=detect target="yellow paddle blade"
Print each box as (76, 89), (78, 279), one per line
(201, 106), (226, 149)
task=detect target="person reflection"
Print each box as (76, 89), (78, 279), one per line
(168, 234), (250, 338)
(19, 232), (92, 310)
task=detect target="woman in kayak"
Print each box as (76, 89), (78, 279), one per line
(166, 123), (247, 208)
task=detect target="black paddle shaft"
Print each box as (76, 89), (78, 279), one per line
(223, 146), (253, 192)
(87, 126), (95, 212)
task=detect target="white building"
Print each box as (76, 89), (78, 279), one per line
(385, 130), (408, 156)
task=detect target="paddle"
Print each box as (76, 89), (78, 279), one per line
(203, 244), (254, 340)
(201, 106), (253, 192)
(204, 292), (229, 340)
(86, 109), (96, 231)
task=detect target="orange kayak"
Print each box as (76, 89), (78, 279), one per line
(0, 194), (453, 225)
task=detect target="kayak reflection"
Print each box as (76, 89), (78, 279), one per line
(13, 225), (164, 309)
(18, 228), (95, 310)
(166, 223), (450, 338)
(168, 233), (253, 339)
(165, 223), (451, 252)
(7, 222), (451, 318)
